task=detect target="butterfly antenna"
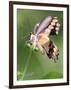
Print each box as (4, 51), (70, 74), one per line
(22, 32), (32, 40)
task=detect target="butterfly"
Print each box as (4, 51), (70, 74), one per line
(26, 16), (60, 62)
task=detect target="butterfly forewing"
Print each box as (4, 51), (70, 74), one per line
(35, 16), (53, 35)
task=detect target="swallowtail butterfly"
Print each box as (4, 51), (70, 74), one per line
(27, 16), (60, 62)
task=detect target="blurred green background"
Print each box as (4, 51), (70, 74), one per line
(17, 9), (63, 80)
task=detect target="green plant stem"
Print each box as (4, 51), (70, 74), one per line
(22, 48), (32, 79)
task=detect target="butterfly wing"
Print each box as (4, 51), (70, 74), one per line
(48, 17), (60, 36)
(34, 16), (53, 36)
(42, 40), (59, 61)
(33, 16), (60, 36)
(33, 23), (40, 34)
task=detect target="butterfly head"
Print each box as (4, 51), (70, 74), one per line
(29, 34), (38, 49)
(25, 32), (38, 50)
